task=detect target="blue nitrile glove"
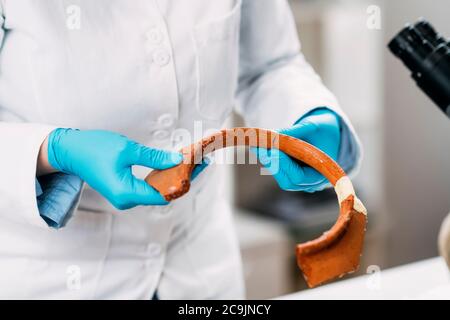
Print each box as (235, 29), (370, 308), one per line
(47, 128), (183, 209)
(191, 158), (210, 181)
(254, 108), (341, 193)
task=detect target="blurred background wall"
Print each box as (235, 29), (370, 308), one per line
(226, 0), (450, 299)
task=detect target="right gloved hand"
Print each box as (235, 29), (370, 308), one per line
(47, 128), (183, 209)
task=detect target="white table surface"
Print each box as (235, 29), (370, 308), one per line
(278, 257), (450, 300)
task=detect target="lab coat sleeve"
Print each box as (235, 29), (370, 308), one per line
(0, 7), (83, 228)
(236, 0), (362, 176)
(0, 123), (57, 227)
(0, 123), (84, 229)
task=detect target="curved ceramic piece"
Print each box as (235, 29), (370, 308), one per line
(145, 128), (367, 288)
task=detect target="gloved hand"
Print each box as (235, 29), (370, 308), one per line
(191, 158), (210, 181)
(47, 128), (183, 209)
(254, 108), (341, 193)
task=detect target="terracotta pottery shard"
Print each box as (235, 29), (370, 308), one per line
(145, 128), (367, 288)
(296, 195), (367, 287)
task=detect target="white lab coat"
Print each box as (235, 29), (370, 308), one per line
(0, 0), (361, 299)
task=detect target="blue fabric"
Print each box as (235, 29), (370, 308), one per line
(36, 173), (83, 229)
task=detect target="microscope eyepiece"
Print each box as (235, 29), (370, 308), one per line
(414, 20), (448, 48)
(388, 19), (450, 117)
(388, 25), (434, 72)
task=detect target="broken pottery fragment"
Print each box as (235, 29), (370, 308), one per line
(145, 128), (367, 288)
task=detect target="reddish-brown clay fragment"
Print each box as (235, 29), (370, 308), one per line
(145, 128), (367, 288)
(296, 195), (367, 287)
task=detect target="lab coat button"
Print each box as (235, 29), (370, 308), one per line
(147, 243), (162, 257)
(152, 49), (171, 67)
(146, 28), (163, 45)
(158, 113), (175, 128)
(153, 129), (169, 140)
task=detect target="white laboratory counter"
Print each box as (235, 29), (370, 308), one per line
(278, 257), (450, 300)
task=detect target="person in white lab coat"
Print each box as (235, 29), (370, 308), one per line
(0, 0), (361, 299)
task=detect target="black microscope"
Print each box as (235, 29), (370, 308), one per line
(389, 19), (450, 269)
(388, 19), (450, 118)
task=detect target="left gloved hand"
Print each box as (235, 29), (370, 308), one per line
(254, 108), (341, 193)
